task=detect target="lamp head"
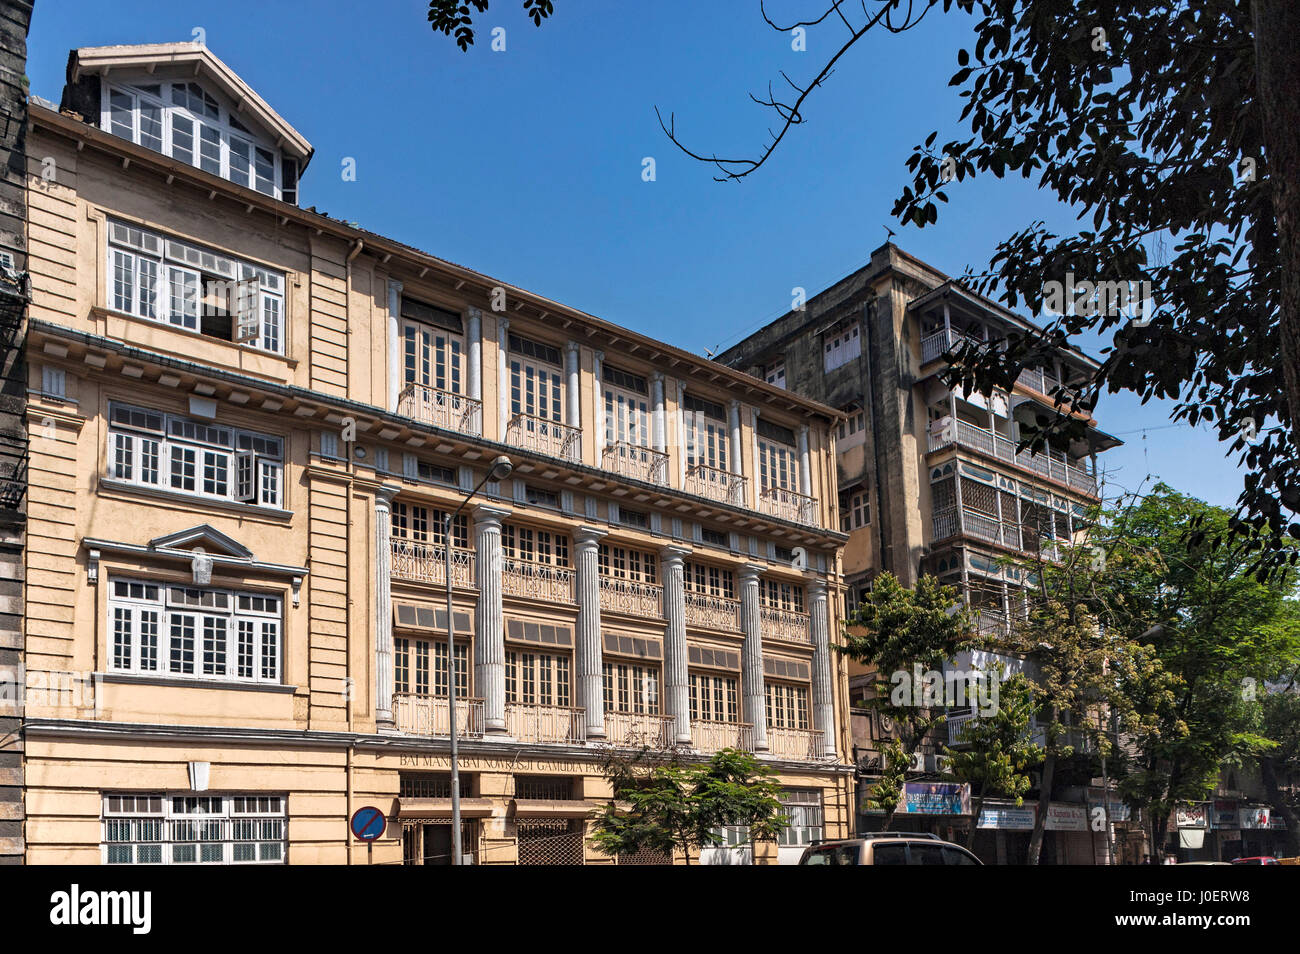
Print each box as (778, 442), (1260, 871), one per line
(489, 455), (514, 481)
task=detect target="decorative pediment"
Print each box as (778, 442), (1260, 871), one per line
(148, 525), (253, 559)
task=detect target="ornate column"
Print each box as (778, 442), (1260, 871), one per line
(593, 349), (606, 452)
(497, 317), (511, 439)
(808, 577), (837, 758)
(660, 546), (691, 745)
(651, 372), (667, 454)
(739, 564), (768, 752)
(386, 281), (402, 412)
(798, 424), (812, 497)
(474, 504), (510, 734)
(728, 400), (743, 475)
(467, 306), (483, 402)
(575, 526), (607, 739)
(374, 485), (399, 726)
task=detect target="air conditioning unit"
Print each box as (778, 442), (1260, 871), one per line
(908, 752), (926, 772)
(929, 754), (952, 774)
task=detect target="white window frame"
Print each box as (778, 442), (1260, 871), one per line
(824, 323), (861, 372)
(108, 402), (284, 510)
(402, 318), (464, 395)
(106, 220), (286, 355)
(683, 397), (729, 472)
(758, 437), (798, 493)
(102, 792), (287, 865)
(108, 578), (282, 686)
(102, 79), (285, 200)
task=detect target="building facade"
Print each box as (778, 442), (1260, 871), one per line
(718, 243), (1120, 848)
(18, 41), (852, 865)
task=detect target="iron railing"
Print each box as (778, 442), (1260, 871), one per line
(599, 576), (663, 618)
(602, 441), (669, 486)
(684, 592), (741, 632)
(506, 702), (586, 744)
(393, 693), (485, 738)
(390, 539), (476, 588)
(684, 462), (748, 507)
(397, 382), (483, 436)
(758, 484), (818, 526)
(505, 411), (581, 463)
(502, 557), (574, 603)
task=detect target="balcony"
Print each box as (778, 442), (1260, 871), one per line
(758, 484), (818, 526)
(692, 720), (754, 754)
(684, 462), (748, 507)
(393, 693), (485, 738)
(760, 606), (811, 645)
(1015, 367), (1062, 397)
(921, 327), (983, 364)
(946, 710), (978, 746)
(599, 576), (663, 618)
(685, 592), (741, 632)
(390, 539), (476, 588)
(506, 702), (586, 744)
(505, 411), (581, 463)
(766, 725), (826, 761)
(932, 505), (1062, 560)
(605, 711), (676, 749)
(928, 419), (1098, 497)
(602, 441), (669, 487)
(398, 382), (483, 437)
(502, 557), (574, 604)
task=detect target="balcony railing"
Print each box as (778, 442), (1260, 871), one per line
(758, 484), (818, 526)
(397, 383), (483, 436)
(390, 539), (476, 588)
(928, 419), (1098, 497)
(1016, 367), (1062, 396)
(502, 557), (574, 604)
(947, 710), (978, 746)
(691, 720), (754, 754)
(761, 606), (811, 645)
(505, 411), (581, 463)
(602, 441), (669, 487)
(932, 506), (1062, 560)
(921, 328), (982, 364)
(599, 576), (663, 618)
(684, 462), (748, 507)
(506, 702), (586, 744)
(393, 693), (485, 739)
(685, 592), (741, 632)
(605, 711), (676, 749)
(766, 725), (825, 761)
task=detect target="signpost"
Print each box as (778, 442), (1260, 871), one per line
(350, 806), (387, 864)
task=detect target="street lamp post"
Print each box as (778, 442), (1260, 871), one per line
(446, 454), (512, 866)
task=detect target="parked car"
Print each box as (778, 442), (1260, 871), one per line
(1231, 856), (1280, 865)
(798, 837), (981, 865)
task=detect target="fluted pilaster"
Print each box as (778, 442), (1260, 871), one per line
(739, 563), (768, 752)
(808, 577), (837, 758)
(661, 546), (691, 744)
(374, 485), (399, 725)
(575, 525), (607, 738)
(474, 504), (509, 733)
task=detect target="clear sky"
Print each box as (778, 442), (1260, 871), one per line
(25, 0), (1244, 509)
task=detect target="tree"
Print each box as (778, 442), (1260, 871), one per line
(588, 747), (787, 864)
(839, 572), (973, 830)
(943, 667), (1043, 850)
(427, 0), (554, 51)
(1259, 675), (1300, 855)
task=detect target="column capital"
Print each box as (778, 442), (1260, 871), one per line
(497, 315), (510, 335)
(660, 544), (690, 565)
(473, 503), (510, 528)
(650, 370), (665, 384)
(739, 563), (765, 583)
(574, 525), (607, 548)
(466, 304), (482, 322)
(375, 484), (400, 509)
(566, 340), (580, 356)
(386, 279), (403, 296)
(593, 348), (605, 365)
(806, 574), (829, 597)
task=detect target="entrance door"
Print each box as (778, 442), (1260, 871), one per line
(423, 824), (453, 866)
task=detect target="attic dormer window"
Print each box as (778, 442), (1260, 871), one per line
(103, 79), (290, 202)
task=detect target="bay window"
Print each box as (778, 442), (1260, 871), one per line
(107, 219), (285, 355)
(108, 402), (284, 509)
(109, 579), (281, 685)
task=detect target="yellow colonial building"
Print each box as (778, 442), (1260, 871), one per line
(19, 42), (851, 864)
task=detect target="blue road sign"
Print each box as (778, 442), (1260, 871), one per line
(350, 806), (387, 842)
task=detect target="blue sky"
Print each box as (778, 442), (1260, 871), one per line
(26, 0), (1242, 509)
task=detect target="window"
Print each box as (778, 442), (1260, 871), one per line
(700, 527), (728, 548)
(758, 420), (798, 492)
(765, 682), (810, 729)
(505, 651), (571, 706)
(394, 637), (469, 697)
(108, 402), (284, 508)
(683, 395), (728, 472)
(777, 789), (824, 847)
(840, 488), (870, 531)
(685, 563), (735, 600)
(502, 524), (570, 566)
(765, 362), (786, 389)
(824, 323), (861, 372)
(761, 579), (805, 613)
(107, 220), (285, 354)
(509, 334), (564, 423)
(109, 579), (281, 684)
(602, 662), (660, 714)
(402, 298), (464, 395)
(390, 503), (469, 548)
(103, 792), (286, 865)
(617, 507), (648, 529)
(523, 485), (561, 509)
(603, 365), (650, 448)
(598, 544), (657, 583)
(837, 406), (867, 447)
(102, 80), (287, 200)
(689, 673), (739, 723)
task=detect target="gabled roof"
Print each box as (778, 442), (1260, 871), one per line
(67, 42), (313, 166)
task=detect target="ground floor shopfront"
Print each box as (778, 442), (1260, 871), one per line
(21, 721), (853, 865)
